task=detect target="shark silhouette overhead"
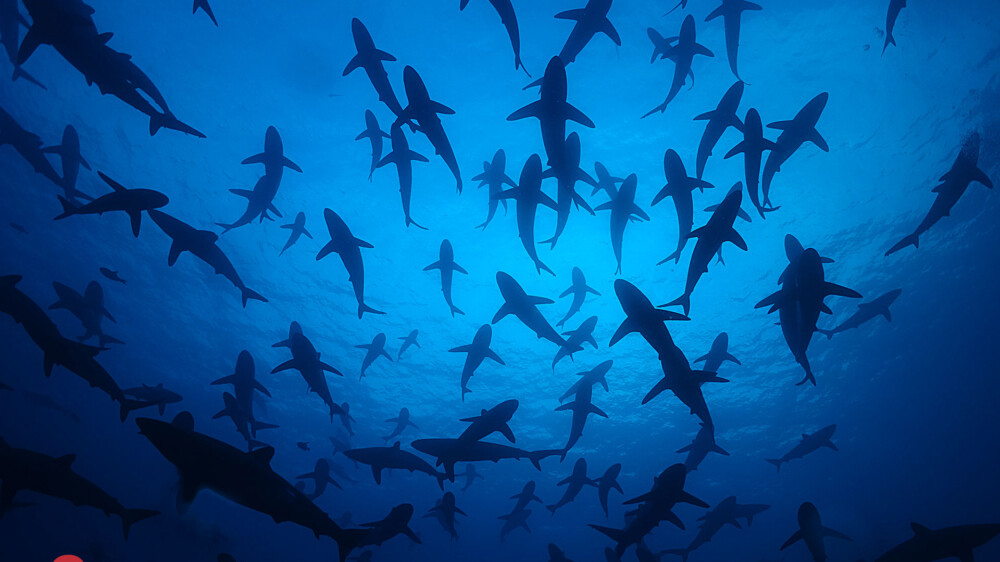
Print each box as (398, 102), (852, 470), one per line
(317, 208), (384, 318)
(552, 315), (597, 367)
(356, 332), (393, 380)
(56, 172), (168, 237)
(780, 502), (851, 562)
(693, 332), (741, 375)
(149, 210), (267, 307)
(677, 422), (728, 472)
(337, 503), (422, 561)
(450, 324), (504, 400)
(424, 239), (467, 316)
(459, 464), (484, 491)
(49, 280), (122, 347)
(592, 161), (624, 198)
(543, 132), (597, 248)
(548, 543), (574, 562)
(425, 491), (465, 539)
(99, 267), (126, 285)
(609, 279), (689, 357)
(122, 383), (182, 416)
(761, 92), (829, 207)
(378, 122), (429, 229)
(886, 133), (993, 255)
(383, 407), (419, 442)
(766, 424), (837, 471)
(344, 442), (446, 489)
(397, 329), (420, 360)
(725, 107), (778, 218)
(694, 81), (744, 180)
(218, 126), (301, 233)
(493, 271), (566, 346)
(595, 173), (649, 274)
(547, 458), (596, 515)
(473, 149), (517, 229)
(212, 391), (277, 450)
(593, 463), (622, 518)
(555, 383), (607, 455)
(272, 322), (346, 422)
(357, 109), (390, 181)
(460, 0), (528, 75)
(398, 65), (462, 193)
(279, 211), (311, 255)
(495, 154), (557, 274)
(664, 495), (769, 561)
(42, 124), (94, 202)
(705, 0), (762, 80)
(560, 360), (612, 402)
(211, 350), (273, 443)
(296, 459), (342, 501)
(0, 105), (63, 187)
(817, 288), (902, 339)
(557, 267), (600, 328)
(651, 149), (714, 264)
(643, 15), (713, 118)
(344, 18), (405, 119)
(882, 0), (907, 55)
(552, 0), (620, 66)
(664, 185), (748, 316)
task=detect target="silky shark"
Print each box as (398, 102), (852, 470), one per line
(643, 15), (713, 118)
(651, 149), (714, 264)
(493, 271), (565, 346)
(450, 324), (504, 400)
(317, 208), (384, 318)
(377, 123), (428, 229)
(494, 154), (557, 274)
(473, 149), (517, 229)
(424, 239), (467, 316)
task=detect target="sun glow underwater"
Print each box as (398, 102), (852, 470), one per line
(1, 0), (999, 561)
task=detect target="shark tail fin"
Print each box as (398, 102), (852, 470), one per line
(885, 233), (918, 256)
(241, 287), (267, 308)
(657, 246), (684, 266)
(450, 303), (465, 316)
(54, 196), (79, 220)
(765, 458), (782, 472)
(795, 370), (817, 386)
(358, 302), (386, 319)
(405, 216), (428, 230)
(119, 399), (151, 422)
(663, 293), (691, 316)
(121, 508), (159, 539)
(641, 100), (669, 119)
(662, 549), (690, 562)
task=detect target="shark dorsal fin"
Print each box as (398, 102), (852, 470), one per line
(250, 446), (276, 465)
(172, 411), (195, 431)
(911, 522), (931, 536)
(55, 454), (76, 468)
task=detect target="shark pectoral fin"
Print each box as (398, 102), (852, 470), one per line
(380, 349), (393, 361)
(973, 167), (994, 188)
(563, 102), (596, 128)
(507, 101), (543, 122)
(282, 156), (302, 173)
(430, 101), (455, 115)
(723, 142), (745, 159)
(407, 149), (429, 163)
(744, 1), (764, 10)
(374, 49), (396, 62)
(694, 43), (714, 57)
(705, 6), (724, 20)
(809, 129), (829, 152)
(454, 263), (468, 275)
(423, 260), (443, 271)
(354, 237), (374, 249)
(883, 309), (893, 322)
(486, 349), (505, 365)
(271, 359), (295, 373)
(593, 201), (614, 213)
(601, 19), (621, 45)
(527, 296), (554, 305)
(824, 282), (861, 298)
(241, 153), (266, 165)
(780, 529), (803, 550)
(609, 319), (636, 346)
(724, 352), (741, 365)
(128, 210), (142, 237)
(167, 242), (184, 266)
(589, 404), (608, 418)
(714, 445), (730, 456)
(343, 55), (362, 76)
(754, 290), (784, 310)
(727, 228), (748, 250)
(631, 205), (650, 221)
(554, 8), (587, 20)
(177, 477), (199, 513)
(492, 303), (513, 324)
(676, 444), (692, 453)
(228, 189), (253, 199)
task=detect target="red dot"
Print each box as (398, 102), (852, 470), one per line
(54, 556), (83, 562)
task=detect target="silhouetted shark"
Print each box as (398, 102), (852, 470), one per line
(677, 422), (728, 472)
(343, 442), (446, 489)
(818, 289), (902, 339)
(42, 124), (94, 202)
(493, 271), (565, 346)
(508, 57), (594, 170)
(338, 503), (421, 561)
(694, 81), (744, 179)
(882, 0), (906, 55)
(383, 407), (419, 442)
(761, 93), (828, 207)
(424, 239), (467, 315)
(592, 161), (624, 197)
(553, 315), (597, 367)
(664, 185), (747, 315)
(591, 464), (708, 556)
(218, 126), (301, 232)
(49, 280), (122, 346)
(212, 391), (277, 450)
(456, 399), (519, 446)
(886, 133), (993, 255)
(664, 495), (769, 561)
(543, 132), (596, 248)
(705, 0), (761, 80)
(756, 241), (860, 385)
(644, 349), (727, 425)
(296, 459), (342, 500)
(316, 208), (384, 318)
(651, 149), (714, 264)
(56, 172), (168, 237)
(473, 149), (516, 229)
(356, 109), (389, 181)
(766, 424), (837, 471)
(273, 322), (345, 421)
(693, 332), (741, 375)
(510, 480), (544, 513)
(99, 267), (126, 285)
(9, 222), (27, 234)
(0, 106), (61, 186)
(557, 267), (600, 328)
(875, 522), (1000, 561)
(552, 0), (620, 65)
(595, 173), (649, 274)
(357, 332), (393, 380)
(398, 66), (462, 192)
(560, 360), (612, 402)
(450, 324), (504, 400)
(548, 458), (595, 514)
(123, 383), (182, 416)
(643, 15), (713, 118)
(397, 329), (420, 360)
(780, 502), (851, 562)
(459, 464), (484, 491)
(725, 107), (778, 218)
(0, 0), (44, 87)
(499, 507), (532, 541)
(594, 462), (623, 517)
(137, 412), (346, 552)
(344, 18), (405, 119)
(211, 350), (271, 432)
(149, 210), (266, 307)
(411, 438), (558, 481)
(495, 154), (557, 274)
(279, 212), (311, 255)
(0, 437), (158, 537)
(460, 0), (527, 75)
(378, 122), (428, 229)
(424, 491), (465, 539)
(609, 279), (689, 357)
(555, 384), (607, 455)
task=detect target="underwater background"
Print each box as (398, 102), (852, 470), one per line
(1, 0), (999, 560)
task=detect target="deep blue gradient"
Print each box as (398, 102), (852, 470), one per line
(1, 1), (999, 561)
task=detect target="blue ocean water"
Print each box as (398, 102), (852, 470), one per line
(1, 0), (999, 561)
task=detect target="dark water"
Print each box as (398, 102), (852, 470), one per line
(1, 1), (999, 561)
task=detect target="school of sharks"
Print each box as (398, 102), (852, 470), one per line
(0, 0), (997, 561)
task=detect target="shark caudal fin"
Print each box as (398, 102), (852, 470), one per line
(450, 303), (465, 317)
(885, 233), (919, 256)
(358, 302), (386, 319)
(795, 369), (817, 386)
(121, 508), (159, 539)
(54, 196), (79, 220)
(765, 458), (782, 472)
(241, 287), (267, 308)
(663, 293), (691, 317)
